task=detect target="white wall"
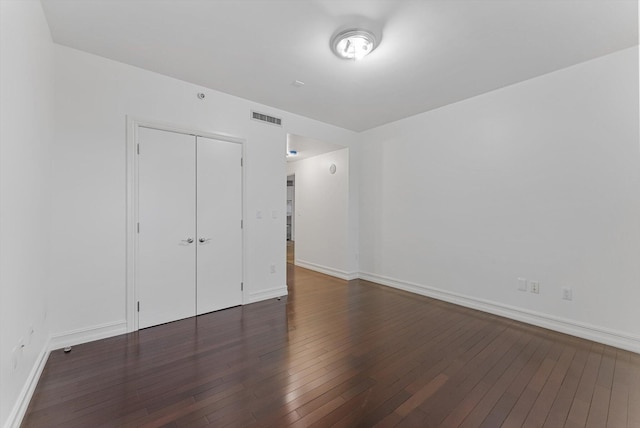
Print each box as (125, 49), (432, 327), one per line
(49, 45), (359, 339)
(359, 47), (640, 352)
(0, 1), (54, 426)
(287, 149), (353, 279)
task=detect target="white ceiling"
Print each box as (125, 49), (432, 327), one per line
(41, 0), (638, 132)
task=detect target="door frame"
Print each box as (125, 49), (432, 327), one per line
(126, 116), (246, 332)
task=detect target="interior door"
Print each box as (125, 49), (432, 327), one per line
(196, 136), (243, 314)
(137, 127), (196, 328)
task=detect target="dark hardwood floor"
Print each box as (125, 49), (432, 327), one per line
(22, 264), (640, 427)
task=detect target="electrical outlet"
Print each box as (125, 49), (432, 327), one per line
(530, 281), (540, 294)
(270, 264), (276, 274)
(562, 287), (573, 301)
(517, 277), (527, 292)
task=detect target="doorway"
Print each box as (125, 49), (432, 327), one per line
(286, 174), (295, 264)
(285, 133), (351, 279)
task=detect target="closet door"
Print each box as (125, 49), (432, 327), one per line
(196, 136), (243, 314)
(137, 127), (196, 328)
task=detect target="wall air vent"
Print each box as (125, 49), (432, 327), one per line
(251, 111), (282, 126)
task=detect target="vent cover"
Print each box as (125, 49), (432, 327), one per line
(251, 111), (282, 126)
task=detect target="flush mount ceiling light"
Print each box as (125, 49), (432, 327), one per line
(331, 29), (378, 60)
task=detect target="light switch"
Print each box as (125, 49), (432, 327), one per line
(517, 277), (527, 292)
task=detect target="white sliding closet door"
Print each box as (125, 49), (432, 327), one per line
(137, 127), (196, 329)
(196, 136), (243, 314)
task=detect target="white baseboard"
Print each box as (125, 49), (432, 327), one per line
(5, 320), (127, 428)
(295, 259), (358, 280)
(359, 271), (640, 354)
(49, 320), (127, 351)
(246, 286), (288, 304)
(4, 339), (50, 428)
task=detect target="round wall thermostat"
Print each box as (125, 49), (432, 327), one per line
(329, 164), (337, 174)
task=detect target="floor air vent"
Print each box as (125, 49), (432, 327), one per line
(251, 111), (282, 126)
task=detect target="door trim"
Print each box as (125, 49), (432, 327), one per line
(126, 116), (246, 332)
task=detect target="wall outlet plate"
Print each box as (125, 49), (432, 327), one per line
(562, 287), (573, 301)
(530, 281), (540, 294)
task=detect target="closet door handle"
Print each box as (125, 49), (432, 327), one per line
(199, 238), (211, 243)
(182, 238), (194, 244)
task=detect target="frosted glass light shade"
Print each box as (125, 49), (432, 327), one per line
(331, 29), (377, 60)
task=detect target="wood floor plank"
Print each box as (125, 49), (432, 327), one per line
(628, 353), (640, 428)
(565, 344), (604, 428)
(478, 333), (555, 428)
(417, 326), (530, 425)
(20, 264), (640, 428)
(444, 332), (544, 427)
(585, 346), (617, 428)
(473, 341), (564, 428)
(606, 349), (631, 428)
(395, 373), (449, 417)
(541, 341), (590, 428)
(521, 344), (577, 427)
